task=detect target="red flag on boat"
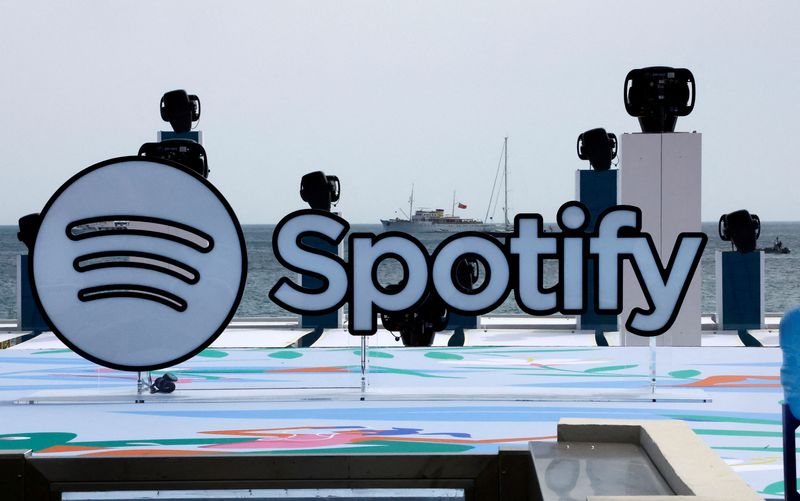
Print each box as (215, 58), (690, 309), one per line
(457, 202), (467, 209)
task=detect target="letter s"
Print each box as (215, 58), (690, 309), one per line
(269, 210), (349, 314)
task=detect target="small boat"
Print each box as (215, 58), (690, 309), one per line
(762, 236), (791, 254)
(381, 179), (495, 233)
(383, 137), (515, 235)
(381, 205), (492, 233)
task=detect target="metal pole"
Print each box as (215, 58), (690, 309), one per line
(360, 335), (368, 400)
(649, 337), (657, 397)
(503, 136), (509, 228)
(409, 184), (414, 221)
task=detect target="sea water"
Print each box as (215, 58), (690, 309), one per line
(1, 223), (798, 319)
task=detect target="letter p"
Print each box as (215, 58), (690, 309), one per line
(348, 234), (429, 334)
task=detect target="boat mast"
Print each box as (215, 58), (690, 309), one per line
(503, 136), (509, 229)
(452, 190), (456, 216)
(409, 183), (414, 221)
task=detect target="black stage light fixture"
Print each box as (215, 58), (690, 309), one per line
(300, 171), (340, 211)
(139, 139), (209, 178)
(380, 256), (478, 347)
(454, 256), (479, 291)
(150, 373), (178, 394)
(719, 209), (760, 253)
(17, 213), (42, 252)
(577, 128), (617, 171)
(160, 90), (201, 133)
(624, 67), (695, 133)
(380, 288), (449, 347)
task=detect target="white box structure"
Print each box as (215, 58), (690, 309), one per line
(619, 133), (702, 346)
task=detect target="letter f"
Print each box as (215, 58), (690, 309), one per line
(589, 207), (640, 313)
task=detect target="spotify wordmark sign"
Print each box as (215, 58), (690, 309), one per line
(270, 205), (707, 337)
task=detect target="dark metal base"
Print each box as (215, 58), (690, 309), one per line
(0, 448), (536, 501)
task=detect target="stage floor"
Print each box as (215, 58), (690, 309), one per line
(0, 330), (787, 499)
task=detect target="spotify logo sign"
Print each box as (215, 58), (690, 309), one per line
(30, 157), (247, 371)
(27, 156), (707, 370)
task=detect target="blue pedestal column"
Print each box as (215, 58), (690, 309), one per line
(300, 236), (343, 332)
(576, 170), (618, 337)
(715, 250), (764, 332)
(17, 255), (48, 333)
(447, 313), (478, 330)
(158, 130), (202, 143)
(447, 261), (478, 329)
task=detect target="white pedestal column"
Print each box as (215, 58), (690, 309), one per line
(619, 133), (702, 346)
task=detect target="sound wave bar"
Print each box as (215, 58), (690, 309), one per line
(77, 284), (188, 312)
(67, 215), (214, 253)
(73, 251), (200, 284)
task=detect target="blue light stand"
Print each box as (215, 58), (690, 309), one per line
(447, 313), (478, 330)
(446, 258), (478, 331)
(299, 235), (343, 344)
(16, 255), (47, 334)
(158, 130), (202, 143)
(575, 169), (618, 345)
(715, 250), (764, 345)
(444, 313), (476, 347)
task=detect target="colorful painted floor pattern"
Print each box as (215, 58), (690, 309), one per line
(0, 342), (789, 498)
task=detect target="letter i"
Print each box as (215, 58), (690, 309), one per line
(557, 203), (589, 312)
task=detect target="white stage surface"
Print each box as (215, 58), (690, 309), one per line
(0, 326), (788, 498)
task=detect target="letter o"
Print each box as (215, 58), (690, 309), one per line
(432, 235), (509, 312)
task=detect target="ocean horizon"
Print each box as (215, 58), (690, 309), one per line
(1, 222), (798, 319)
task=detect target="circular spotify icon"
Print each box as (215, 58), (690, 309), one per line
(30, 157), (247, 371)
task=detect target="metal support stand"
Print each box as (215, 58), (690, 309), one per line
(783, 403), (800, 501)
(360, 336), (369, 400)
(649, 338), (657, 397)
(136, 371), (153, 396)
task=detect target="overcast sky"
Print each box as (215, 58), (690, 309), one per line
(1, 1), (798, 224)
